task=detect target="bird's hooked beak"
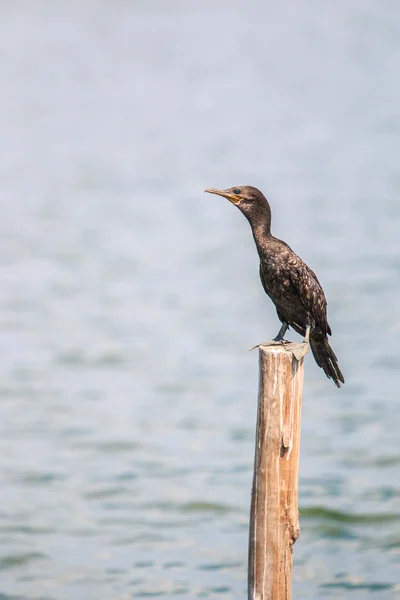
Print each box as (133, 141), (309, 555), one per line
(205, 188), (241, 205)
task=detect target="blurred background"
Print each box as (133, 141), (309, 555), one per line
(0, 1), (399, 599)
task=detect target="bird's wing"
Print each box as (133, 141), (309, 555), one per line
(288, 254), (331, 336)
(259, 263), (270, 296)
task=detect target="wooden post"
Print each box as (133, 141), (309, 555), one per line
(248, 342), (306, 600)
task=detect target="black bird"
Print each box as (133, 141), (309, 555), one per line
(205, 185), (344, 388)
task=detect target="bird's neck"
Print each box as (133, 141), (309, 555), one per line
(248, 213), (272, 252)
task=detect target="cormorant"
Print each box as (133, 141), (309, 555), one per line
(205, 185), (344, 388)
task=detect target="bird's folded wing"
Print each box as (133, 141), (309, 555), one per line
(288, 257), (331, 336)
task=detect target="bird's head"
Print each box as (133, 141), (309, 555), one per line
(205, 185), (271, 231)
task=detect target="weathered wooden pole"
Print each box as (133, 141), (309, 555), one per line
(248, 342), (307, 600)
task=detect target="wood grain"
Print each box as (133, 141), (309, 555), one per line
(248, 342), (305, 600)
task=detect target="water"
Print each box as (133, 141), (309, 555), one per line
(0, 2), (399, 598)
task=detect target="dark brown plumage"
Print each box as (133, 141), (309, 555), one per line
(205, 185), (344, 387)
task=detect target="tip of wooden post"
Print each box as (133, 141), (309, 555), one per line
(258, 341), (309, 361)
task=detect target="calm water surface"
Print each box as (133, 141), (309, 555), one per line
(0, 2), (399, 599)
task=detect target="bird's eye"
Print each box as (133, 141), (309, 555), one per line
(234, 189), (241, 194)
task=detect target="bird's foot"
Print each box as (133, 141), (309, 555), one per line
(249, 338), (308, 360)
(291, 342), (309, 361)
(249, 338), (290, 352)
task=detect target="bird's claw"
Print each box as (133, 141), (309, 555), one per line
(249, 343), (261, 352)
(249, 339), (308, 361)
(249, 339), (290, 352)
(290, 342), (309, 361)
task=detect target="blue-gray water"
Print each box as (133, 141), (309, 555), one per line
(0, 2), (399, 599)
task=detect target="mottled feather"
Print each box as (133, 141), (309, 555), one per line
(287, 255), (331, 337)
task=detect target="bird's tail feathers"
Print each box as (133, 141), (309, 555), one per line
(310, 334), (345, 388)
